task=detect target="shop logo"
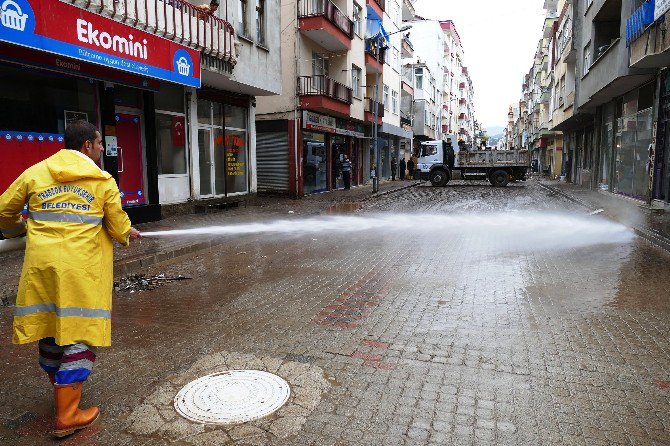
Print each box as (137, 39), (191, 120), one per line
(1, 0), (28, 31)
(173, 49), (192, 77)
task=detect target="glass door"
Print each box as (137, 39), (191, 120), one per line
(198, 128), (213, 196)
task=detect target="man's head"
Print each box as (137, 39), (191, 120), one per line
(65, 120), (103, 164)
(209, 0), (219, 11)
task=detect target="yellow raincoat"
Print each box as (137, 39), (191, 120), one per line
(0, 149), (131, 347)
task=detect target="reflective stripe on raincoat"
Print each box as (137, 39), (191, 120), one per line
(0, 149), (131, 347)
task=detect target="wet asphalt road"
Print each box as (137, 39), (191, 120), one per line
(0, 181), (669, 445)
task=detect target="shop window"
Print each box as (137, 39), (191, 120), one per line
(225, 104), (247, 129)
(303, 132), (327, 194)
(155, 83), (185, 113)
(0, 65), (97, 134)
(198, 100), (213, 125)
(197, 99), (248, 196)
(156, 113), (187, 175)
(114, 85), (142, 108)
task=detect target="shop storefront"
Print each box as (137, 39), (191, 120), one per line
(0, 0), (200, 223)
(654, 71), (670, 204)
(302, 111), (366, 194)
(192, 94), (250, 199)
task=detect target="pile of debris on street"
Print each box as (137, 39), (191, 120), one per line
(114, 273), (191, 293)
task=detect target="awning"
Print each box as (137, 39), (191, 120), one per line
(366, 5), (390, 49)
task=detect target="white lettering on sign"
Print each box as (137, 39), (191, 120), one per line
(76, 19), (148, 60)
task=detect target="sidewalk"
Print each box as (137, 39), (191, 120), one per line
(0, 179), (420, 306)
(540, 179), (670, 252)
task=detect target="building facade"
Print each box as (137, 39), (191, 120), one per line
(0, 0), (281, 223)
(512, 0), (669, 206)
(255, 0), (414, 196)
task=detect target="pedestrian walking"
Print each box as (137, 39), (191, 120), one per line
(341, 154), (352, 190)
(0, 120), (141, 438)
(407, 156), (415, 180)
(399, 157), (406, 180)
(391, 157), (397, 181)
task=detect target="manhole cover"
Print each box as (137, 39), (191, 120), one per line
(174, 370), (290, 424)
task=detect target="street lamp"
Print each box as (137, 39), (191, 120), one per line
(372, 24), (412, 193)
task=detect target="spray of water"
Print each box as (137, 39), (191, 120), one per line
(142, 212), (635, 251)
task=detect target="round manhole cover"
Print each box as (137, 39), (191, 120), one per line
(174, 370), (291, 424)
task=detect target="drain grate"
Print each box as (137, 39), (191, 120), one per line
(174, 370), (291, 424)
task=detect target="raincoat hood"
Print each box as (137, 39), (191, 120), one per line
(47, 149), (111, 183)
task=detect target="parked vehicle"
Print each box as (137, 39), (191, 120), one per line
(417, 136), (529, 187)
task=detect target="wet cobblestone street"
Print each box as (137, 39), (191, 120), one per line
(1, 181), (669, 445)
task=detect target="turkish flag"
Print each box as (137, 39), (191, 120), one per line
(172, 116), (185, 147)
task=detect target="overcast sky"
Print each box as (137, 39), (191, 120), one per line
(414, 0), (548, 130)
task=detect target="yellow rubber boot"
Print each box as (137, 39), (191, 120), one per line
(53, 383), (100, 438)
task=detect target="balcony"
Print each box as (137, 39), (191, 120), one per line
(626, 0), (654, 47)
(298, 75), (352, 117)
(401, 36), (414, 58)
(364, 98), (384, 124)
(365, 41), (385, 73)
(630, 8), (670, 68)
(63, 0), (236, 64)
(298, 0), (354, 52)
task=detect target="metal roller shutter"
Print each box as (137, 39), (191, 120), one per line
(257, 132), (289, 192)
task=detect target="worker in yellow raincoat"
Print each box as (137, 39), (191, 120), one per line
(0, 120), (141, 438)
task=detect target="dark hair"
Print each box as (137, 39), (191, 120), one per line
(64, 120), (98, 151)
(210, 0), (219, 5)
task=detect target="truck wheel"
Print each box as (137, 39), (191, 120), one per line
(490, 170), (510, 187)
(430, 169), (449, 187)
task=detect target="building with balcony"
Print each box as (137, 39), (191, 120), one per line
(0, 0), (281, 223)
(404, 18), (446, 144)
(255, 0), (412, 195)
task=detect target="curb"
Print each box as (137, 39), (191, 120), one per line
(539, 182), (670, 253)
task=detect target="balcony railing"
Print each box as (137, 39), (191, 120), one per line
(297, 75), (353, 104)
(364, 97), (385, 118)
(63, 0), (236, 62)
(298, 0), (353, 39)
(365, 40), (386, 65)
(626, 0), (655, 47)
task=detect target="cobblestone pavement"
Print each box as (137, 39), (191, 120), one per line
(1, 180), (669, 445)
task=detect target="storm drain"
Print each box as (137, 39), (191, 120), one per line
(174, 370), (291, 425)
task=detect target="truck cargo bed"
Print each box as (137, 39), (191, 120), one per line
(457, 150), (529, 167)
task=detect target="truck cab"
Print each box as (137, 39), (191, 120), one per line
(417, 136), (459, 186)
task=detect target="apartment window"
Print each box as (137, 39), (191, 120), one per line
(392, 90), (398, 114)
(353, 3), (362, 36)
(256, 0), (266, 46)
(425, 108), (429, 125)
(393, 47), (400, 72)
(312, 53), (329, 76)
(352, 65), (362, 98)
(583, 43), (591, 76)
(383, 84), (390, 110)
(238, 0), (248, 37)
(415, 68), (423, 90)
